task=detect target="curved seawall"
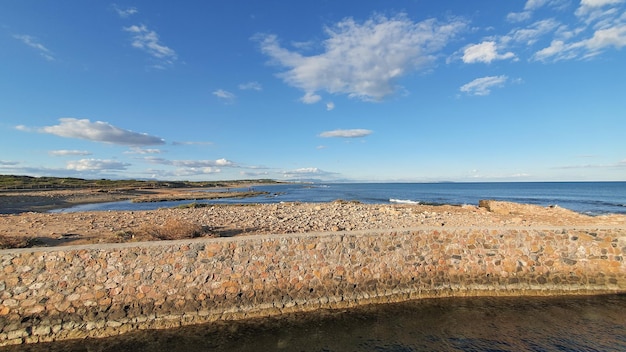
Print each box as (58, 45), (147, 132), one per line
(1, 227), (625, 345)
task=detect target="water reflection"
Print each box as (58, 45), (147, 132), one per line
(10, 294), (626, 352)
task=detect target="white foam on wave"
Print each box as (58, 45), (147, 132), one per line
(390, 198), (420, 205)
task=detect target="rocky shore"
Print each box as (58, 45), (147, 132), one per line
(1, 187), (625, 248)
(1, 188), (625, 346)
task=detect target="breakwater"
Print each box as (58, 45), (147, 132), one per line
(1, 227), (625, 346)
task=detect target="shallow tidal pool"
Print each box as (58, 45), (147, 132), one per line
(7, 294), (626, 352)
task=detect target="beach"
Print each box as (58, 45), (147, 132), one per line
(1, 187), (625, 248)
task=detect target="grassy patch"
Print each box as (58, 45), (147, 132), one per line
(0, 235), (42, 249)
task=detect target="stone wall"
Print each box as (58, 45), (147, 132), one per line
(1, 227), (625, 345)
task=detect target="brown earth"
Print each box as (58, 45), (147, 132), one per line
(1, 188), (625, 249)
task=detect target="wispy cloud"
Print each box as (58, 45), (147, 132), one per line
(576, 0), (624, 16)
(24, 118), (165, 146)
(66, 159), (130, 171)
(326, 102), (335, 111)
(279, 167), (343, 181)
(49, 150), (92, 157)
(506, 11), (533, 23)
(240, 170), (270, 177)
(282, 167), (339, 179)
(112, 4), (138, 18)
(502, 19), (560, 46)
(144, 157), (235, 176)
(460, 75), (508, 96)
(319, 129), (372, 138)
(213, 89), (236, 102)
(124, 147), (163, 155)
(13, 34), (55, 61)
(555, 158), (626, 169)
(124, 24), (177, 67)
(257, 13), (467, 102)
(534, 25), (626, 61)
(0, 160), (19, 166)
(532, 0), (626, 61)
(171, 141), (214, 146)
(144, 157), (234, 168)
(238, 81), (262, 91)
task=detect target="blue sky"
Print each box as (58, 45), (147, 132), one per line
(1, 1), (625, 182)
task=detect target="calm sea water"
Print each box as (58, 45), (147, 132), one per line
(52, 182), (626, 215)
(12, 294), (626, 352)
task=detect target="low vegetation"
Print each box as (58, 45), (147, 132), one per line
(0, 235), (42, 249)
(115, 219), (215, 242)
(0, 174), (279, 190)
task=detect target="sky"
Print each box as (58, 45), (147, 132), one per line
(1, 0), (625, 182)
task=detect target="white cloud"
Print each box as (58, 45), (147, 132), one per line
(13, 34), (55, 61)
(49, 150), (92, 157)
(326, 102), (335, 111)
(257, 13), (466, 102)
(38, 118), (165, 146)
(462, 41), (516, 63)
(213, 89), (236, 102)
(319, 129), (373, 138)
(460, 75), (508, 96)
(584, 24), (626, 49)
(238, 81), (262, 91)
(123, 24), (177, 65)
(525, 0), (551, 10)
(112, 4), (138, 18)
(300, 92), (322, 104)
(66, 159), (130, 171)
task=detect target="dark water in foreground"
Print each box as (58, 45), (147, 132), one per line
(11, 294), (626, 352)
(51, 182), (626, 215)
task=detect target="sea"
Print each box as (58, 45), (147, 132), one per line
(51, 181), (626, 215)
(13, 294), (626, 352)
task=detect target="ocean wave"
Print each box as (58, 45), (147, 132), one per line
(390, 198), (420, 205)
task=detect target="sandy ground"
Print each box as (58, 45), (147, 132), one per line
(1, 188), (625, 249)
